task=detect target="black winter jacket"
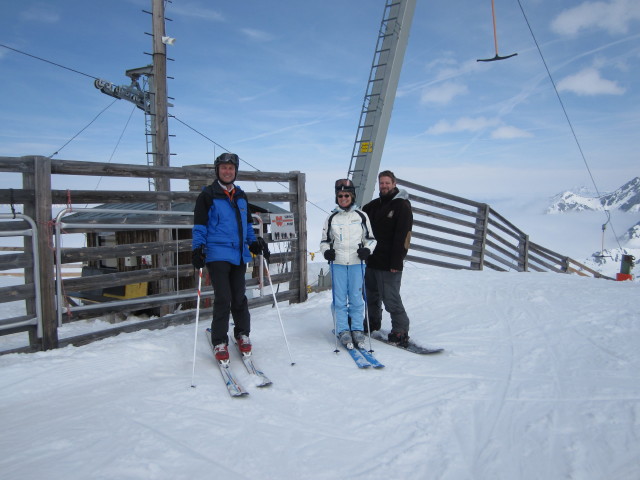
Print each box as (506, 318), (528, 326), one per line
(362, 187), (413, 271)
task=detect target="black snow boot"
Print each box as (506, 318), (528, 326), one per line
(388, 331), (409, 348)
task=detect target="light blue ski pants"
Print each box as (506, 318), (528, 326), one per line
(332, 263), (365, 334)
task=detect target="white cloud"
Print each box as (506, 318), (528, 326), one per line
(20, 4), (59, 23)
(491, 126), (533, 139)
(557, 67), (625, 95)
(426, 116), (498, 135)
(420, 82), (468, 105)
(167, 3), (224, 22)
(240, 28), (275, 42)
(551, 0), (640, 36)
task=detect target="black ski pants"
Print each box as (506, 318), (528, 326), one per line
(364, 267), (411, 334)
(207, 261), (251, 346)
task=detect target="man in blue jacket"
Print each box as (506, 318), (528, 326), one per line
(191, 153), (268, 361)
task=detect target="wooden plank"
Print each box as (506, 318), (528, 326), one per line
(0, 252), (31, 271)
(49, 159), (296, 182)
(61, 240), (192, 264)
(28, 156), (57, 349)
(408, 194), (479, 218)
(488, 207), (526, 237)
(484, 251), (520, 271)
(487, 217), (523, 242)
(483, 259), (508, 272)
(527, 252), (565, 273)
(49, 189), (294, 205)
(0, 157), (35, 173)
(397, 178), (485, 208)
(485, 238), (520, 263)
(471, 204), (489, 270)
(411, 230), (481, 253)
(291, 172), (308, 303)
(413, 219), (479, 241)
(63, 280), (295, 322)
(405, 254), (475, 271)
(410, 242), (476, 262)
(412, 206), (479, 230)
(0, 190), (34, 204)
(529, 241), (566, 262)
(0, 283), (35, 303)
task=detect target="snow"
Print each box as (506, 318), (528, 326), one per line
(1, 266), (640, 480)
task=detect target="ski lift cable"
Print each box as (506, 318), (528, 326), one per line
(48, 99), (119, 159)
(0, 43), (101, 81)
(515, 0), (622, 250)
(92, 104), (138, 196)
(172, 115), (331, 216)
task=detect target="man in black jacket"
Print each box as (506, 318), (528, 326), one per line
(362, 170), (413, 346)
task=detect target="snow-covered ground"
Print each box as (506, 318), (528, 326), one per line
(1, 265), (639, 480)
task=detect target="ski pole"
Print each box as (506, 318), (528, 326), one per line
(330, 260), (339, 353)
(360, 259), (373, 352)
(190, 267), (204, 388)
(263, 255), (295, 365)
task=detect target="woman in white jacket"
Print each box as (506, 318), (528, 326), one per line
(320, 179), (376, 349)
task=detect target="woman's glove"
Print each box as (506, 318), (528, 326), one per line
(324, 248), (336, 262)
(357, 247), (371, 261)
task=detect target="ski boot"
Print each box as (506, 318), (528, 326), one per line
(338, 330), (354, 349)
(352, 330), (366, 350)
(387, 331), (410, 348)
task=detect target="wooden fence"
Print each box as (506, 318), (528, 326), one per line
(397, 178), (611, 277)
(0, 156), (612, 355)
(0, 156), (307, 354)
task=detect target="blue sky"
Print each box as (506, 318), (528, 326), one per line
(1, 0), (639, 211)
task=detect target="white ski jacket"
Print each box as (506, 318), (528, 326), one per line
(319, 205), (376, 265)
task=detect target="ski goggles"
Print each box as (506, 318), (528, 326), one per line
(335, 178), (354, 189)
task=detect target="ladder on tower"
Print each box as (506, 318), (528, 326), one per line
(142, 76), (155, 192)
(347, 0), (416, 205)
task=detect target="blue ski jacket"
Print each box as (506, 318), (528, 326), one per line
(192, 181), (256, 265)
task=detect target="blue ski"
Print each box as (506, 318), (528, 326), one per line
(333, 331), (371, 368)
(356, 347), (385, 368)
(343, 345), (371, 368)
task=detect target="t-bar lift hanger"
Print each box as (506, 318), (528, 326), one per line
(477, 0), (517, 62)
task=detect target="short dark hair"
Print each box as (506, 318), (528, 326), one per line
(378, 170), (396, 182)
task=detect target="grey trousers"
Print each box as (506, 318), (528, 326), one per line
(364, 267), (410, 333)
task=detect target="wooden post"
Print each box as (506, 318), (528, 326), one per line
(151, 0), (173, 314)
(471, 203), (489, 270)
(23, 156), (57, 349)
(518, 234), (530, 272)
(289, 172), (308, 303)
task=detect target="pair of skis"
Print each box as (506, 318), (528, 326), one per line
(333, 330), (384, 369)
(335, 330), (444, 369)
(206, 328), (271, 397)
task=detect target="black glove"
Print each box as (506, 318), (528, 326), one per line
(324, 248), (336, 262)
(249, 237), (271, 262)
(192, 245), (206, 269)
(357, 247), (371, 261)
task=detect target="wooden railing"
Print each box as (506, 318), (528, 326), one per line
(0, 156), (307, 354)
(398, 178), (610, 278)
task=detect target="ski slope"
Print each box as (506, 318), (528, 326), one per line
(1, 266), (639, 480)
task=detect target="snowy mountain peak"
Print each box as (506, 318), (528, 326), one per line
(547, 177), (640, 214)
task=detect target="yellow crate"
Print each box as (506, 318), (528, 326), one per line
(103, 282), (148, 299)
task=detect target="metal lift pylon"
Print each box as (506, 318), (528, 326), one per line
(347, 0), (417, 205)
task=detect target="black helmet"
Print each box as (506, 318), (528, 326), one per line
(334, 178), (356, 207)
(214, 152), (239, 184)
(335, 178), (355, 196)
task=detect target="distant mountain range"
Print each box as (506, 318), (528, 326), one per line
(547, 177), (639, 278)
(547, 177), (640, 214)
